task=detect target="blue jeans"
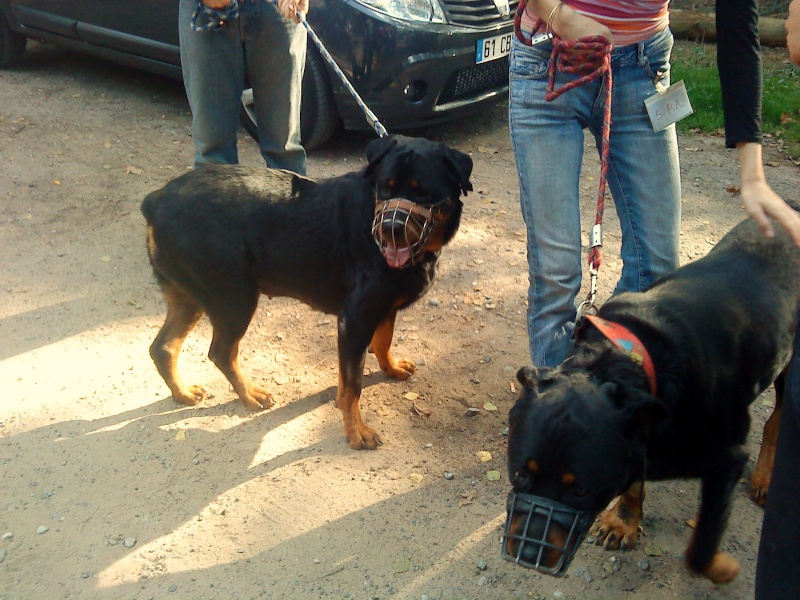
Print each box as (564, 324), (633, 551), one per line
(179, 0), (307, 174)
(509, 27), (681, 367)
(756, 323), (800, 598)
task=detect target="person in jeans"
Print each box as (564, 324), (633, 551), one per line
(510, 0), (800, 369)
(755, 4), (800, 597)
(179, 0), (308, 174)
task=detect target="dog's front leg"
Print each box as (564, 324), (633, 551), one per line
(370, 310), (417, 380)
(685, 448), (747, 584)
(590, 480), (645, 550)
(336, 312), (381, 450)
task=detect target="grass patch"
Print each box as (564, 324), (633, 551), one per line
(671, 40), (800, 158)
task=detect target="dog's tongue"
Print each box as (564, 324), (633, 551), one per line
(384, 244), (411, 268)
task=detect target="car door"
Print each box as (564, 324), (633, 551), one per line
(76, 0), (180, 67)
(6, 0), (86, 38)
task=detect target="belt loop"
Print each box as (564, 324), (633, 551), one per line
(637, 38), (647, 67)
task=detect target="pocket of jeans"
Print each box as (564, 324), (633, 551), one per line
(510, 42), (551, 81)
(642, 37), (674, 83)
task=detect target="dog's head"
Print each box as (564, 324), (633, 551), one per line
(502, 361), (665, 575)
(365, 134), (472, 269)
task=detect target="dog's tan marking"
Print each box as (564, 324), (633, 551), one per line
(336, 382), (381, 450)
(751, 394), (782, 505)
(149, 282), (207, 406)
(561, 472), (576, 485)
(590, 481), (645, 550)
(696, 552), (741, 584)
(370, 313), (416, 380)
(526, 459), (539, 473)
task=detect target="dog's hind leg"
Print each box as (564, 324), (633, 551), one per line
(685, 448), (747, 583)
(150, 283), (206, 406)
(590, 480), (645, 550)
(206, 292), (274, 411)
(750, 371), (785, 506)
(370, 311), (416, 380)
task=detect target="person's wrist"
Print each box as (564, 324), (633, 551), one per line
(547, 2), (563, 29)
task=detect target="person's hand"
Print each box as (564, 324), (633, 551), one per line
(279, 0), (309, 23)
(787, 0), (800, 66)
(528, 0), (613, 44)
(202, 0), (233, 9)
(738, 143), (800, 246)
(553, 6), (613, 44)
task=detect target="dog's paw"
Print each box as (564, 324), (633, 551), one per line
(590, 514), (642, 551)
(240, 386), (275, 411)
(348, 425), (383, 450)
(385, 359), (416, 381)
(749, 465), (772, 507)
(698, 552), (740, 584)
(174, 385), (207, 406)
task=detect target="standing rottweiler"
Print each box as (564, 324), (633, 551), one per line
(503, 215), (800, 583)
(142, 135), (472, 449)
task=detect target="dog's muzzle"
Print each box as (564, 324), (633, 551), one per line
(371, 198), (444, 269)
(501, 492), (593, 577)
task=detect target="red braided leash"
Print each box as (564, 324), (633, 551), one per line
(514, 0), (613, 274)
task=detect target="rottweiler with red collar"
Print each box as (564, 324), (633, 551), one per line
(142, 134), (472, 450)
(503, 215), (800, 583)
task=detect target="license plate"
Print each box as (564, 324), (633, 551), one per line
(476, 32), (512, 64)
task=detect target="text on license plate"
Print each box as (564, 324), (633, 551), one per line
(476, 32), (512, 64)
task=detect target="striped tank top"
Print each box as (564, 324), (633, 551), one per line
(520, 0), (669, 46)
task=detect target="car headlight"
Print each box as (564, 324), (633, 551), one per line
(353, 0), (446, 23)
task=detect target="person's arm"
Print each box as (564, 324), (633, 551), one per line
(787, 0), (800, 66)
(716, 0), (800, 245)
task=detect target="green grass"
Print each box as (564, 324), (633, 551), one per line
(671, 41), (800, 158)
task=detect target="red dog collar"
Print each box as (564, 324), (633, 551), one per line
(584, 315), (657, 396)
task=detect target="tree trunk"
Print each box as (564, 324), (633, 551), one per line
(670, 9), (788, 48)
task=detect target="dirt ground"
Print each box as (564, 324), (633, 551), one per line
(1, 39), (798, 600)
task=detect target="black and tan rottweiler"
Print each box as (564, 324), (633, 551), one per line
(504, 216), (800, 583)
(141, 134), (472, 450)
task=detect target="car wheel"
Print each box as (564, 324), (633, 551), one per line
(240, 44), (339, 151)
(0, 9), (27, 68)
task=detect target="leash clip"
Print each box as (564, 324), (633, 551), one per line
(576, 267), (599, 318)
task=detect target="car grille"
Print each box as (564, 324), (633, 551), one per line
(437, 55), (509, 106)
(440, 0), (520, 28)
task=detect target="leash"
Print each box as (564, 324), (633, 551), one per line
(191, 0), (389, 139)
(514, 1), (613, 316)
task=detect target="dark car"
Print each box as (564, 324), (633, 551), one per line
(0, 0), (517, 149)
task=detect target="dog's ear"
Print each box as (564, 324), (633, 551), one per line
(442, 146), (473, 196)
(516, 366), (538, 390)
(516, 365), (556, 396)
(603, 383), (668, 437)
(364, 135), (398, 178)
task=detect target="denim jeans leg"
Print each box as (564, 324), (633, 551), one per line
(509, 38), (594, 368)
(179, 0), (244, 166)
(756, 325), (800, 599)
(244, 0), (307, 175)
(592, 28), (681, 293)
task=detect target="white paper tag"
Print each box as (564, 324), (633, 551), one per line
(644, 80), (693, 132)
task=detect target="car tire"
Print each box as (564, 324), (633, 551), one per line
(240, 44), (339, 151)
(0, 9), (27, 68)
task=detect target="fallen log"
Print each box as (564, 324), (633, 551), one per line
(670, 9), (788, 48)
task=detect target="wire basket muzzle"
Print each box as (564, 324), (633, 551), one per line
(501, 491), (593, 576)
(371, 198), (439, 269)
